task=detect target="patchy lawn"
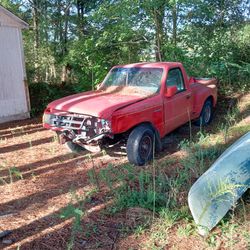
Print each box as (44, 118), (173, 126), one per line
(0, 93), (249, 250)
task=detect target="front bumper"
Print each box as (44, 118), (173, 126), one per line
(43, 110), (112, 144)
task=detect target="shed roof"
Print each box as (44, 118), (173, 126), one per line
(0, 5), (28, 29)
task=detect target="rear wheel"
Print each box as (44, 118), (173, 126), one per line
(194, 99), (213, 126)
(126, 124), (154, 166)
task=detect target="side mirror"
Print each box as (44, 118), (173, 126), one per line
(165, 85), (177, 97)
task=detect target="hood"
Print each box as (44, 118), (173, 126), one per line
(47, 90), (146, 119)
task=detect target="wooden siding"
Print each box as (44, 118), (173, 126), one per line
(0, 6), (28, 28)
(0, 10), (19, 27)
(0, 25), (29, 122)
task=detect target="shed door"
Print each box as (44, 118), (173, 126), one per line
(0, 26), (28, 118)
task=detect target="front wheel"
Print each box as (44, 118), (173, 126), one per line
(126, 124), (154, 166)
(65, 141), (85, 154)
(56, 131), (85, 153)
(194, 99), (213, 127)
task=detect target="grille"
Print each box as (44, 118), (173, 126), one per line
(51, 114), (97, 131)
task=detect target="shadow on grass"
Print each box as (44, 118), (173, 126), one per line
(0, 153), (78, 178)
(0, 127), (46, 140)
(0, 136), (54, 154)
(0, 190), (124, 250)
(0, 151), (106, 185)
(0, 118), (42, 133)
(0, 156), (90, 213)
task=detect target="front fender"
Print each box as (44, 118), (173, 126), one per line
(112, 106), (164, 138)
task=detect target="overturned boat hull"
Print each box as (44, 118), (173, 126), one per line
(188, 132), (250, 235)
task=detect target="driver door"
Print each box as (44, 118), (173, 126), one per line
(164, 68), (192, 134)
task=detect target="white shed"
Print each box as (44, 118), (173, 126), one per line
(0, 6), (30, 123)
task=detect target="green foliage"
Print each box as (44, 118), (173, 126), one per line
(144, 208), (182, 249)
(177, 223), (195, 237)
(179, 131), (222, 178)
(28, 82), (85, 116)
(3, 0), (249, 113)
(8, 167), (23, 183)
(59, 191), (85, 250)
(98, 164), (170, 212)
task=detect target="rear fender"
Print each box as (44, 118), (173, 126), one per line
(193, 93), (215, 119)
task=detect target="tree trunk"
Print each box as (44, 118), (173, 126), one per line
(31, 0), (39, 82)
(61, 4), (71, 84)
(154, 7), (165, 61)
(77, 0), (85, 36)
(172, 0), (177, 46)
(63, 6), (70, 55)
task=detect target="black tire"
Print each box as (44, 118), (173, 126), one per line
(65, 141), (85, 154)
(126, 124), (155, 166)
(194, 99), (213, 126)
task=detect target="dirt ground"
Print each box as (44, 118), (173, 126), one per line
(0, 93), (249, 250)
(0, 117), (131, 250)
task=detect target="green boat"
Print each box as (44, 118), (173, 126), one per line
(188, 132), (250, 235)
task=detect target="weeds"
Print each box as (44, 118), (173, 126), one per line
(226, 105), (240, 127)
(144, 208), (181, 249)
(0, 165), (23, 184)
(179, 131), (222, 178)
(88, 162), (177, 212)
(220, 122), (230, 143)
(134, 225), (146, 236)
(59, 191), (85, 250)
(87, 155), (100, 190)
(177, 223), (194, 237)
(206, 232), (218, 248)
(243, 231), (250, 249)
(84, 222), (100, 238)
(112, 166), (169, 212)
(9, 167), (23, 183)
(220, 104), (241, 143)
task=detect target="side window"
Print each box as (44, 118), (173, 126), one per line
(166, 68), (185, 92)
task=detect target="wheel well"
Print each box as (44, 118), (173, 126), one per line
(206, 96), (214, 106)
(128, 122), (162, 152)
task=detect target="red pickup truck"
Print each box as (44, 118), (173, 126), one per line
(43, 62), (217, 165)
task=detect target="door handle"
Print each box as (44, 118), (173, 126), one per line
(186, 94), (191, 99)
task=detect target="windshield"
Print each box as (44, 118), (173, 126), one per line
(102, 67), (163, 94)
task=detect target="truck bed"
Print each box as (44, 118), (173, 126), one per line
(189, 77), (217, 87)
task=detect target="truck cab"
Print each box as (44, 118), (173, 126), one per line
(43, 62), (217, 165)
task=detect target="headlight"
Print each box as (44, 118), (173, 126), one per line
(97, 118), (112, 133)
(101, 119), (111, 127)
(43, 113), (51, 124)
(43, 113), (55, 125)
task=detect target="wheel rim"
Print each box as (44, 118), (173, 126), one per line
(139, 134), (152, 160)
(203, 104), (211, 124)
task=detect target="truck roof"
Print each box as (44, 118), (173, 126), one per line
(113, 62), (183, 68)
